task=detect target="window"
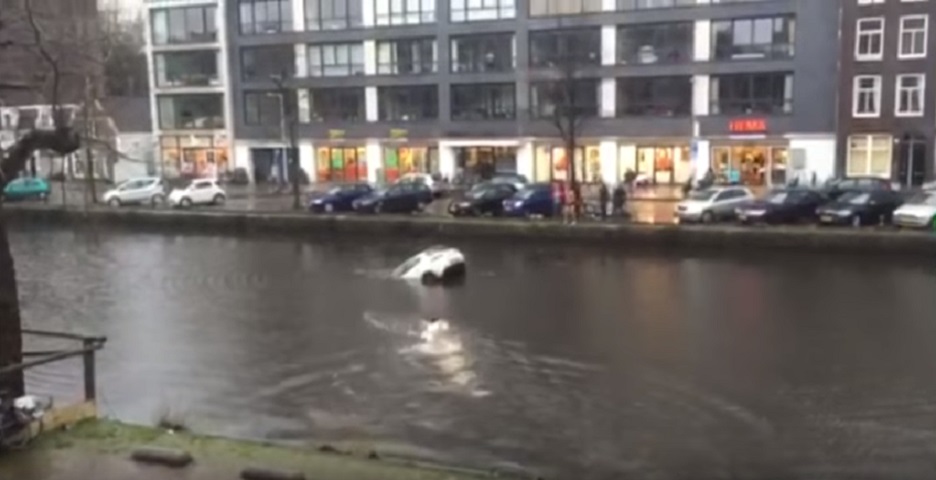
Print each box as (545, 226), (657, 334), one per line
(710, 72), (793, 115)
(895, 74), (925, 116)
(530, 29), (601, 67)
(374, 0), (435, 25)
(151, 6), (216, 45)
(306, 0), (363, 30)
(852, 75), (882, 117)
(712, 16), (795, 60)
(376, 38), (437, 75)
(857, 0), (885, 4)
(241, 46), (296, 81)
(308, 43), (365, 77)
(157, 94), (224, 130)
(530, 80), (600, 118)
(847, 135), (891, 178)
(239, 0), (292, 34)
(154, 51), (218, 87)
(451, 83), (516, 120)
(378, 86), (438, 121)
(618, 22), (693, 65)
(617, 76), (692, 116)
(244, 91), (287, 126)
(451, 0), (515, 21)
(530, 0), (602, 16)
(616, 0), (696, 9)
(898, 15), (927, 59)
(309, 88), (366, 122)
(451, 33), (515, 72)
(855, 18), (884, 60)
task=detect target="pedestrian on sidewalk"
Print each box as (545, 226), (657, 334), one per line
(598, 182), (609, 220)
(612, 182), (625, 217)
(552, 181), (564, 219)
(563, 182), (577, 225)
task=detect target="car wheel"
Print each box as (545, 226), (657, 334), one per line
(108, 197), (121, 208)
(150, 194), (164, 207)
(851, 215), (862, 228)
(416, 201), (428, 212)
(180, 197), (193, 208)
(213, 194), (225, 206)
(324, 203), (334, 213)
(701, 211), (715, 224)
(375, 202), (383, 214)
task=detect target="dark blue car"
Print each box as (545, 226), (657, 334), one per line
(308, 183), (373, 213)
(502, 183), (555, 218)
(352, 183), (433, 214)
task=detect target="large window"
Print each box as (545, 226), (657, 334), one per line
(530, 80), (600, 118)
(241, 46), (296, 81)
(452, 84), (516, 120)
(309, 88), (366, 122)
(451, 0), (515, 21)
(154, 51), (218, 87)
(378, 86), (438, 121)
(530, 29), (601, 67)
(308, 43), (365, 77)
(712, 16), (795, 60)
(617, 76), (691, 116)
(530, 0), (601, 16)
(239, 0), (292, 34)
(451, 33), (515, 73)
(852, 75), (881, 118)
(376, 38), (437, 75)
(316, 147), (368, 182)
(847, 135), (891, 178)
(158, 94), (224, 130)
(898, 15), (927, 59)
(244, 91), (284, 126)
(710, 73), (793, 115)
(855, 17), (884, 60)
(374, 0), (435, 25)
(616, 0), (696, 9)
(895, 74), (925, 117)
(618, 22), (693, 64)
(151, 6), (217, 45)
(305, 0), (363, 30)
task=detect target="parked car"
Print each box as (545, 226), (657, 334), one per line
(3, 177), (51, 201)
(503, 183), (554, 218)
(675, 186), (754, 223)
(103, 177), (166, 207)
(489, 172), (529, 192)
(892, 190), (936, 229)
(308, 183), (373, 213)
(816, 190), (902, 227)
(735, 189), (825, 225)
(449, 183), (517, 217)
(352, 182), (433, 214)
(168, 179), (227, 208)
(821, 176), (898, 201)
(397, 173), (444, 198)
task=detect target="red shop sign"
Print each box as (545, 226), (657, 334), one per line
(728, 118), (767, 133)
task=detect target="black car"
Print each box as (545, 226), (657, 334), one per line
(736, 189), (825, 225)
(352, 183), (433, 214)
(821, 176), (897, 201)
(816, 190), (903, 227)
(449, 183), (517, 217)
(307, 183), (373, 213)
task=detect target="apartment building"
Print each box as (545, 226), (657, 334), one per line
(146, 0), (840, 186)
(838, 0), (936, 187)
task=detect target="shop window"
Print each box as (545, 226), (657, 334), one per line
(532, 145), (600, 183)
(160, 135), (227, 178)
(382, 147), (438, 182)
(847, 135), (892, 178)
(635, 146), (688, 185)
(316, 147), (367, 182)
(770, 147), (787, 185)
(711, 145), (789, 186)
(454, 147), (518, 182)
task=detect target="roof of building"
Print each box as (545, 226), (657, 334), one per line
(102, 96), (151, 133)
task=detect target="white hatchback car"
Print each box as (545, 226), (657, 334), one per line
(168, 179), (227, 208)
(103, 177), (166, 207)
(675, 186), (754, 223)
(893, 190), (936, 229)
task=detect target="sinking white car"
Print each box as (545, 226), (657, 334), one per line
(393, 246), (466, 285)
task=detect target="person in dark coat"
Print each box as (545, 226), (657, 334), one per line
(598, 182), (609, 220)
(612, 183), (625, 217)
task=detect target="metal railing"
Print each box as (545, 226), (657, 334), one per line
(0, 330), (106, 402)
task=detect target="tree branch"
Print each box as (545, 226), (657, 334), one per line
(24, 0), (62, 123)
(0, 129), (80, 188)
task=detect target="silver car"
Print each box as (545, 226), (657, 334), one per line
(103, 177), (166, 207)
(675, 186), (755, 223)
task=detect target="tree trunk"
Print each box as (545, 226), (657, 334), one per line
(0, 209), (24, 397)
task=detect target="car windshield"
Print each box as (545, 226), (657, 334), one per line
(518, 188), (542, 199)
(688, 190), (717, 201)
(766, 192), (788, 204)
(907, 192), (936, 205)
(839, 192), (870, 204)
(328, 186), (351, 194)
(466, 188), (493, 199)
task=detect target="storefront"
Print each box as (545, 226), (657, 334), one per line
(710, 143), (788, 186)
(381, 145), (439, 182)
(315, 146), (368, 182)
(616, 145), (691, 185)
(160, 135), (228, 179)
(532, 144), (602, 183)
(453, 146), (517, 182)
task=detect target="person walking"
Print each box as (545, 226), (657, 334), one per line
(563, 182), (577, 225)
(552, 181), (564, 219)
(598, 182), (609, 220)
(612, 182), (625, 217)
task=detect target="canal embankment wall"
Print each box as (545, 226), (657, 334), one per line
(5, 206), (936, 256)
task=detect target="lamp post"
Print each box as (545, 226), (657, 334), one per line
(270, 73), (301, 210)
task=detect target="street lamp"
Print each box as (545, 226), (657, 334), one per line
(270, 73), (301, 210)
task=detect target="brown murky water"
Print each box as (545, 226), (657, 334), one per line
(12, 226), (936, 479)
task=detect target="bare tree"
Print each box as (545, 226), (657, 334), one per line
(0, 0), (84, 396)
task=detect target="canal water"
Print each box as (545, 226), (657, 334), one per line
(12, 226), (936, 479)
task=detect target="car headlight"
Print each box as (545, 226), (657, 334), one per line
(837, 210), (852, 216)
